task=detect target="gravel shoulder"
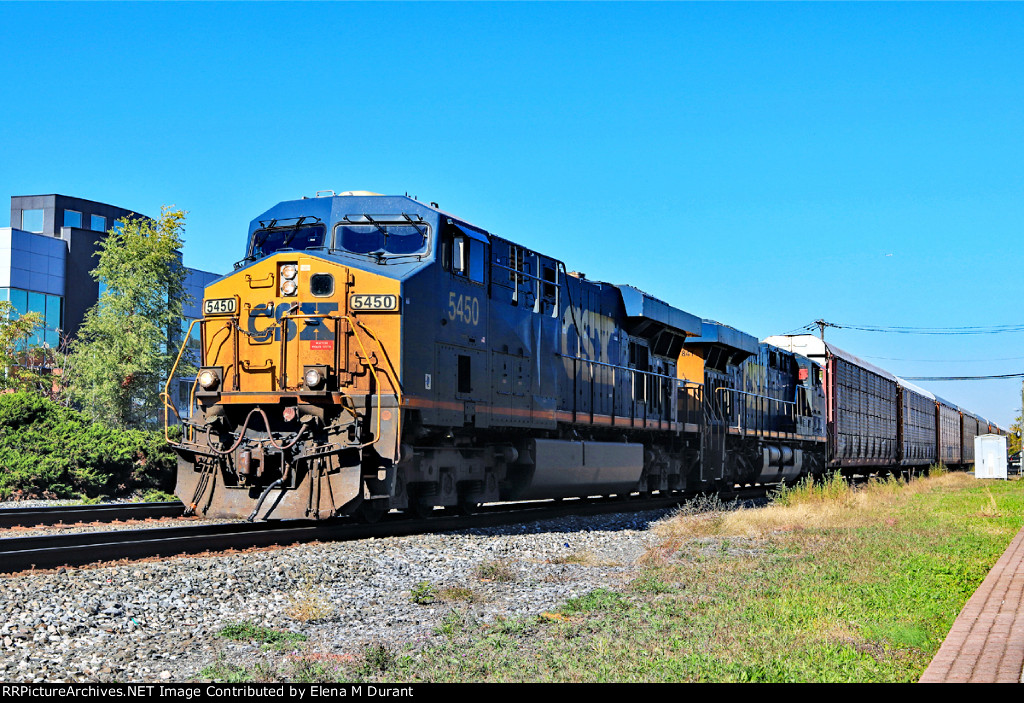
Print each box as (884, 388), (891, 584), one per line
(0, 508), (668, 683)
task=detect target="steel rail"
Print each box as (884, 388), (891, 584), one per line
(0, 494), (699, 574)
(0, 502), (185, 529)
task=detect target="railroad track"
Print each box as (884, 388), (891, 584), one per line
(0, 493), (705, 574)
(0, 501), (185, 529)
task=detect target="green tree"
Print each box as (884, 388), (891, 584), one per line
(66, 207), (195, 429)
(1009, 411), (1022, 455)
(0, 300), (48, 392)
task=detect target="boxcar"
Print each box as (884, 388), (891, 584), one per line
(935, 395), (962, 468)
(895, 377), (936, 467)
(961, 413), (982, 466)
(763, 335), (898, 470)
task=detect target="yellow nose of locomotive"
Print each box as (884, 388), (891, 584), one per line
(198, 254), (401, 398)
(171, 252), (403, 520)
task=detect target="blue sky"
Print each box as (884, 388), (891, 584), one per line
(2, 2), (1021, 425)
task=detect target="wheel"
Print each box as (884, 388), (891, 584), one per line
(457, 496), (481, 516)
(357, 498), (390, 524)
(409, 497), (435, 519)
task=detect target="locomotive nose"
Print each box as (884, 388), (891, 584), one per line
(169, 250), (405, 521)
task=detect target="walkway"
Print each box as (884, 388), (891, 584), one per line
(920, 525), (1024, 683)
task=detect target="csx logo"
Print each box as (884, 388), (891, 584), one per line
(247, 302), (339, 342)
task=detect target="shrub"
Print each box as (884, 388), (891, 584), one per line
(0, 391), (176, 500)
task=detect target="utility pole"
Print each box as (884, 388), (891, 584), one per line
(814, 319), (838, 341)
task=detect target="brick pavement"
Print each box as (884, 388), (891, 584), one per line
(920, 524), (1024, 682)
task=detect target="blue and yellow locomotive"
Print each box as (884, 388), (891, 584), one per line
(166, 191), (829, 520)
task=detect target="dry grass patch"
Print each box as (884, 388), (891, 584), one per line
(649, 473), (970, 554)
(437, 586), (484, 603)
(286, 576), (335, 622)
(475, 560), (517, 582)
(548, 550), (620, 567)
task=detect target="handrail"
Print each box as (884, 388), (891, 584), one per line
(163, 318), (204, 444)
(557, 352), (703, 387)
(714, 386), (797, 406)
(164, 310), (403, 455)
(349, 317), (403, 456)
(712, 386), (797, 435)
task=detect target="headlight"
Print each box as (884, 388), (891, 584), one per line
(304, 368), (324, 389)
(198, 369), (219, 390)
(281, 264), (298, 280)
(281, 279), (298, 296)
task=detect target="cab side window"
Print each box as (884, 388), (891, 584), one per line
(443, 225), (486, 284)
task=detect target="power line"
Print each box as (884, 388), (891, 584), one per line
(789, 320), (1024, 336)
(864, 354), (1024, 363)
(906, 375), (1024, 381)
(833, 322), (1024, 335)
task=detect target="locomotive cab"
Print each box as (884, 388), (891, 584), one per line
(168, 193), (443, 521)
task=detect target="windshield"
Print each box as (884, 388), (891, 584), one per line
(335, 223), (428, 258)
(250, 224), (327, 259)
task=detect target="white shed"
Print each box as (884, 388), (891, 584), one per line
(974, 434), (1008, 479)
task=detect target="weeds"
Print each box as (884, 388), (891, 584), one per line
(771, 473), (851, 508)
(434, 609), (477, 638)
(560, 588), (631, 615)
(629, 572), (675, 594)
(217, 621), (308, 650)
(410, 581), (437, 605)
(548, 550), (620, 567)
(199, 656), (259, 683)
(360, 641), (397, 674)
(142, 489), (177, 502)
(286, 574), (334, 622)
(475, 560), (517, 582)
(437, 586), (482, 603)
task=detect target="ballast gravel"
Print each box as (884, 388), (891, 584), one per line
(0, 508), (669, 683)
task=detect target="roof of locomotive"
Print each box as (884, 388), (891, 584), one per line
(615, 285), (702, 337)
(687, 319), (759, 354)
(237, 192), (488, 279)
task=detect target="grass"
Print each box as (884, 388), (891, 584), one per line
(216, 621), (309, 650)
(193, 472), (1024, 683)
(548, 550), (620, 567)
(437, 586), (484, 603)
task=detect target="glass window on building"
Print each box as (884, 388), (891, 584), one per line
(21, 210), (44, 233)
(28, 291), (44, 320)
(64, 210), (82, 229)
(0, 287), (63, 349)
(45, 295), (62, 335)
(8, 288), (28, 317)
(91, 215), (107, 232)
(181, 318), (202, 355)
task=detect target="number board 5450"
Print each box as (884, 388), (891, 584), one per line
(350, 294), (400, 312)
